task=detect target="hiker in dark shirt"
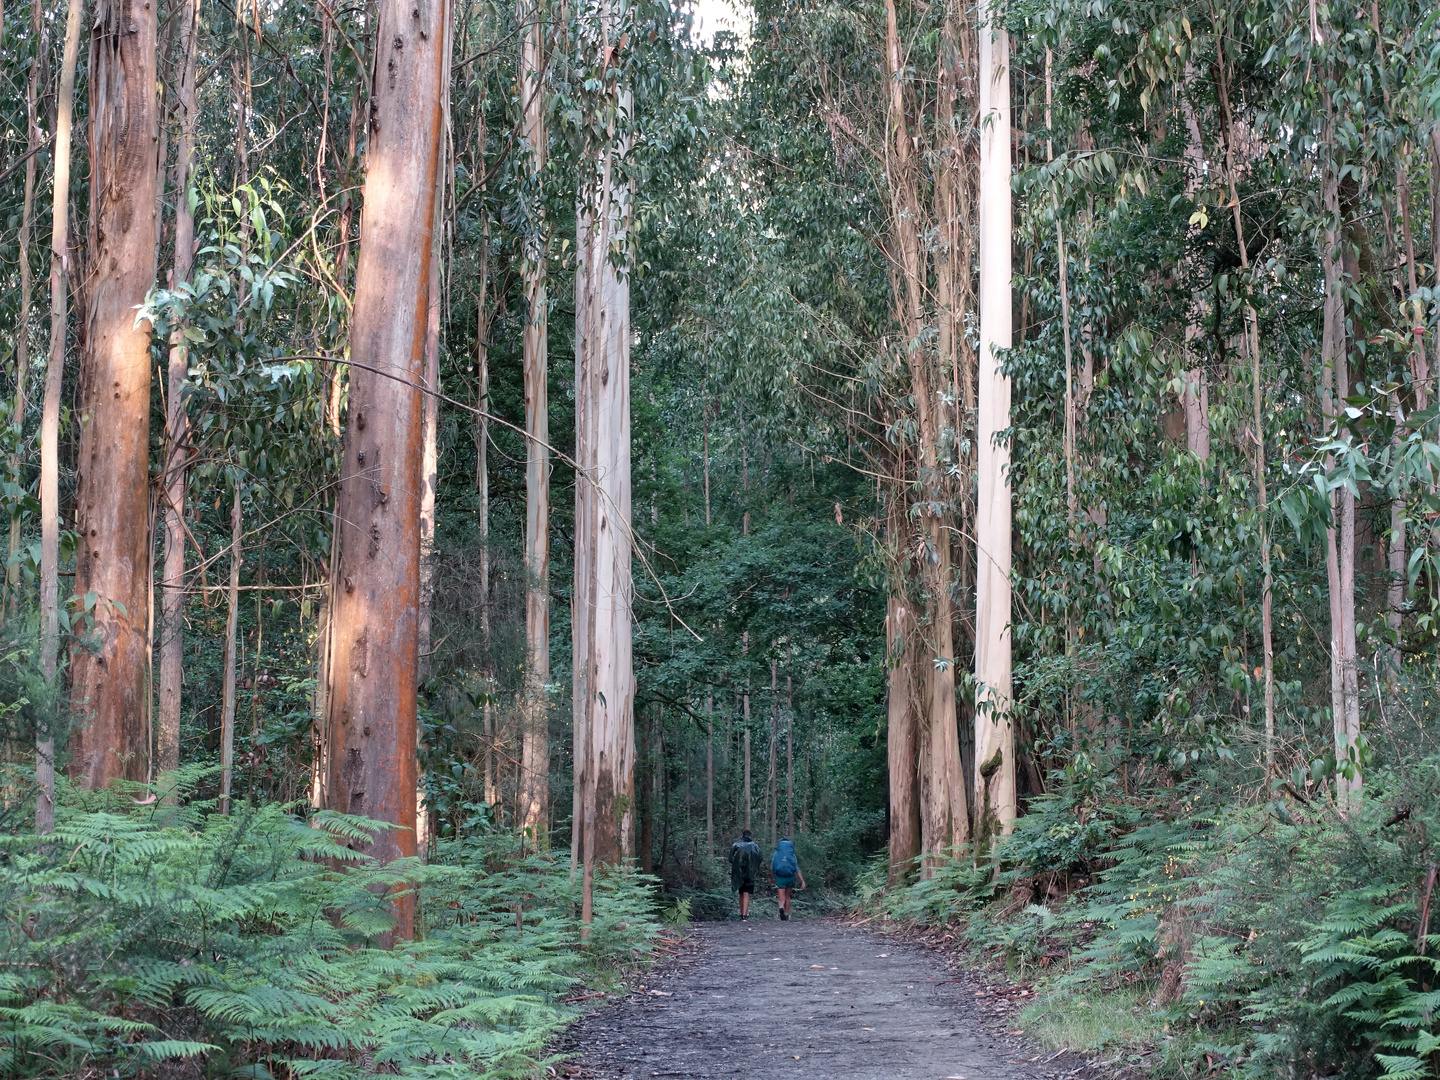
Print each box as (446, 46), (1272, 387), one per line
(772, 837), (805, 920)
(729, 830), (763, 920)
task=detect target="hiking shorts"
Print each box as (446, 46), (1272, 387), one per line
(737, 878), (755, 896)
(774, 875), (796, 889)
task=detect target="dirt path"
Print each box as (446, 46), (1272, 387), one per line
(562, 917), (1070, 1080)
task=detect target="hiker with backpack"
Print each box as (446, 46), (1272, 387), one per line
(729, 829), (764, 920)
(772, 838), (805, 920)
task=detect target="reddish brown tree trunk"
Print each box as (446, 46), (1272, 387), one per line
(69, 0), (161, 790)
(322, 0), (449, 943)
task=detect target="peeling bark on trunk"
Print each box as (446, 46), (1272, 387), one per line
(38, 0), (84, 834)
(974, 11), (1014, 843)
(519, 0), (550, 843)
(573, 16), (634, 931)
(886, 588), (921, 885)
(69, 0), (162, 790)
(322, 0), (448, 944)
(159, 0), (202, 778)
(883, 0), (968, 867)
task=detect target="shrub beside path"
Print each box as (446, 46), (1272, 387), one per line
(561, 916), (1086, 1080)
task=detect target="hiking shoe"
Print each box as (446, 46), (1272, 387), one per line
(780, 909), (789, 920)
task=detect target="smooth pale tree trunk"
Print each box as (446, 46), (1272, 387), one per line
(219, 484), (242, 814)
(975, 9), (1014, 843)
(573, 28), (634, 931)
(69, 0), (162, 790)
(886, 589), (921, 885)
(1321, 133), (1360, 813)
(38, 0), (84, 834)
(159, 0), (202, 778)
(519, 0), (551, 842)
(323, 0), (448, 944)
(416, 131), (446, 856)
(6, 0), (41, 618)
(417, 134), (445, 688)
(417, 254), (440, 679)
(475, 235), (498, 824)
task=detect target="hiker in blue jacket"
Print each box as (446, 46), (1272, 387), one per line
(772, 838), (805, 920)
(729, 830), (763, 920)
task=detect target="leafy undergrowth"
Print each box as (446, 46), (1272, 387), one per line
(863, 754), (1440, 1080)
(0, 772), (661, 1078)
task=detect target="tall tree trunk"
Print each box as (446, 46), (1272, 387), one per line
(1321, 111), (1360, 813)
(706, 691), (714, 855)
(743, 669), (751, 831)
(573, 5), (634, 931)
(886, 584), (921, 885)
(322, 0), (448, 944)
(519, 0), (551, 843)
(974, 10), (1014, 843)
(417, 121), (445, 689)
(219, 483), (242, 814)
(159, 0), (202, 778)
(768, 656), (778, 846)
(6, 0), (42, 619)
(883, 0), (967, 867)
(69, 0), (162, 790)
(38, 0), (84, 834)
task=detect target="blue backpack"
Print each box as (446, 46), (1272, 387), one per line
(772, 840), (798, 877)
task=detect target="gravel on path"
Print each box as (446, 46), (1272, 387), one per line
(560, 916), (1076, 1080)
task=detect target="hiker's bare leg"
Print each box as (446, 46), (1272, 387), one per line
(740, 892), (750, 917)
(778, 887), (790, 914)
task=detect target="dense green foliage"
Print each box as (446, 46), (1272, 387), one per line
(0, 767), (660, 1077)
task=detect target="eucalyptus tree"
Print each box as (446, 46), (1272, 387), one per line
(69, 0), (160, 790)
(320, 0), (449, 942)
(974, 1), (1013, 841)
(570, 0), (638, 926)
(518, 0), (552, 843)
(159, 0), (203, 778)
(37, 0), (82, 832)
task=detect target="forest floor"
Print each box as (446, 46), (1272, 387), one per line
(558, 916), (1095, 1080)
